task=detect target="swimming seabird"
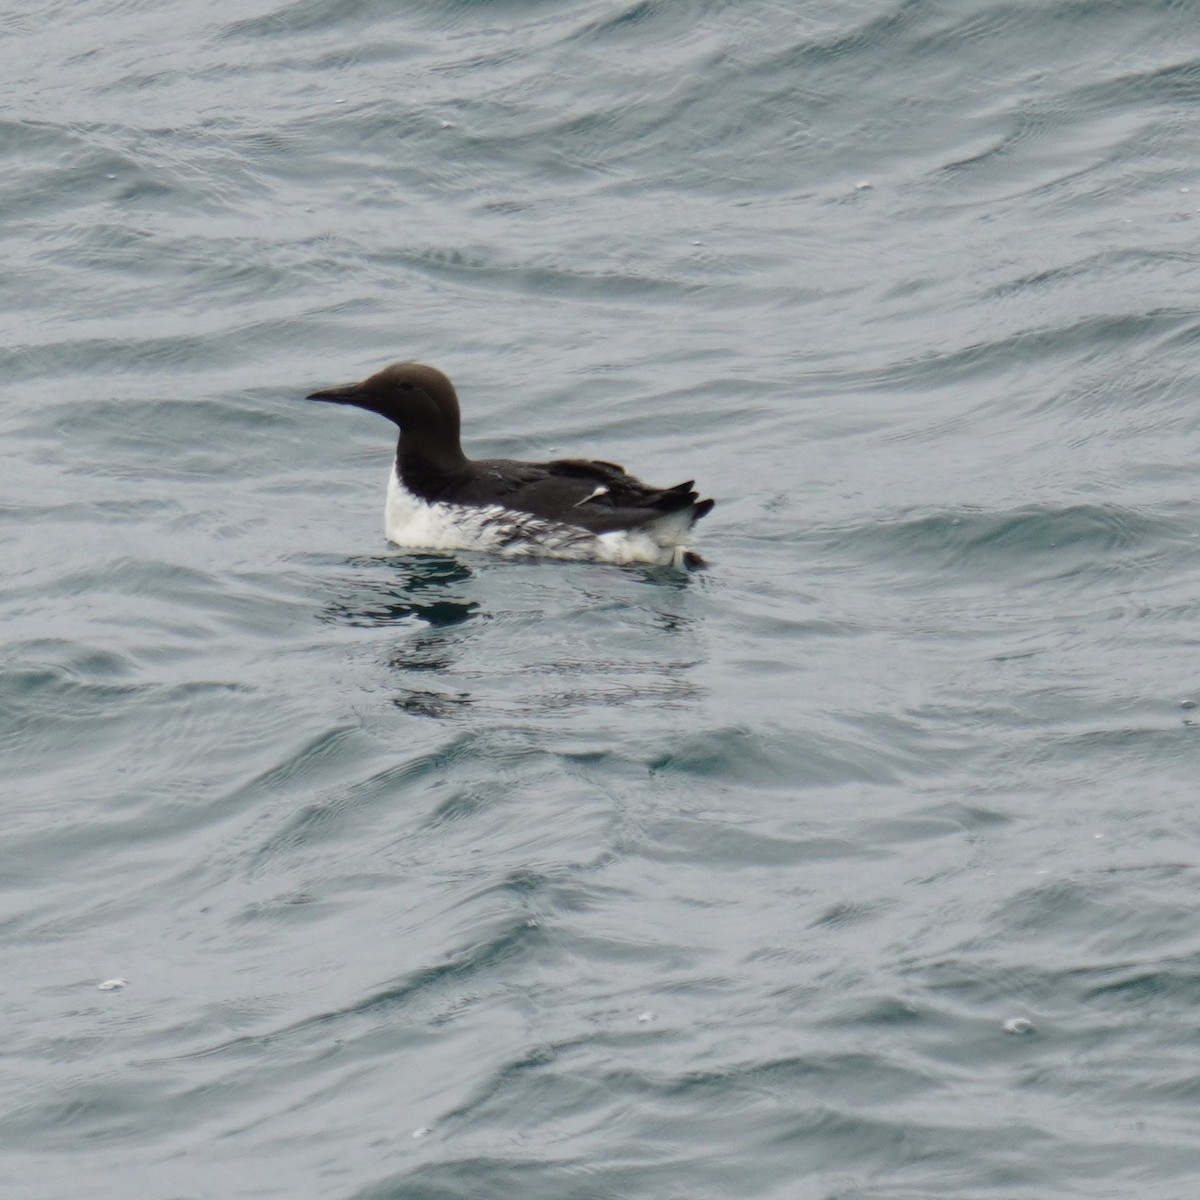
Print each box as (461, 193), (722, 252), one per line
(305, 362), (715, 567)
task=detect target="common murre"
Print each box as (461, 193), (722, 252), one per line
(305, 362), (714, 567)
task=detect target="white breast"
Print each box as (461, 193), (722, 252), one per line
(383, 469), (692, 566)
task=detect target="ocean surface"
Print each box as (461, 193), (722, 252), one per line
(5, 1), (1200, 1197)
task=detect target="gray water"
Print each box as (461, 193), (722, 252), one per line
(5, 2), (1200, 1197)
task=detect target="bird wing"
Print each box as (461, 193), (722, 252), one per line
(447, 458), (712, 533)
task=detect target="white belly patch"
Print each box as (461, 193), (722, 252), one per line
(383, 470), (692, 567)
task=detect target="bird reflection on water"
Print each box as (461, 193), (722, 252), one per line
(318, 555), (480, 717)
(318, 554), (706, 721)
(321, 555), (479, 630)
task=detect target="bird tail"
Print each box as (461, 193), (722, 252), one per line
(654, 481), (715, 523)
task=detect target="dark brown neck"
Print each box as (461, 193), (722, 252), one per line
(396, 432), (469, 502)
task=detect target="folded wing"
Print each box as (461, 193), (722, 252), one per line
(444, 457), (715, 533)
